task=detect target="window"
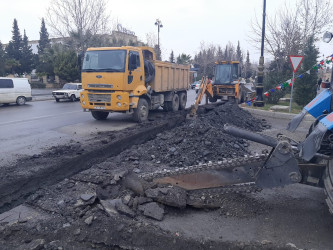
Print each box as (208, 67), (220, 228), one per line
(129, 51), (141, 68)
(0, 79), (14, 88)
(82, 50), (127, 72)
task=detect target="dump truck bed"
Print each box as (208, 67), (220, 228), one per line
(152, 61), (190, 92)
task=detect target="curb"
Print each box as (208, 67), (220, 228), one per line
(243, 107), (315, 122)
(32, 96), (54, 101)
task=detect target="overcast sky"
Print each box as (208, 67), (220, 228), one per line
(1, 0), (333, 63)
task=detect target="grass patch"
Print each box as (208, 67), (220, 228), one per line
(245, 101), (303, 114)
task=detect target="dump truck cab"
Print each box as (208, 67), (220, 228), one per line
(80, 46), (189, 122)
(213, 61), (244, 103)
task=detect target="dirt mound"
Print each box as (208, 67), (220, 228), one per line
(114, 102), (270, 170)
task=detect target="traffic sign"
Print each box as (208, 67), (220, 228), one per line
(289, 55), (304, 73)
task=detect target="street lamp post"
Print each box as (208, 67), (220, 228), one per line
(254, 0), (266, 107)
(155, 19), (163, 60)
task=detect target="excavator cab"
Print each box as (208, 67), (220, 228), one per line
(214, 61), (239, 85)
(213, 61), (242, 102)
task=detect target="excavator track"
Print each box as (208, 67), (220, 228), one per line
(324, 160), (333, 214)
(139, 153), (268, 193)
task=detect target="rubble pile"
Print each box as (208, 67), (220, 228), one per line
(114, 102), (270, 170)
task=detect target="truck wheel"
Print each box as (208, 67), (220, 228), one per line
(91, 111), (109, 120)
(171, 94), (180, 111)
(16, 96), (26, 105)
(209, 97), (217, 103)
(179, 92), (187, 110)
(324, 160), (333, 214)
(55, 98), (60, 102)
(133, 98), (149, 122)
(70, 95), (76, 102)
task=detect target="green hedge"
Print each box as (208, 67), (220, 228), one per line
(30, 82), (46, 89)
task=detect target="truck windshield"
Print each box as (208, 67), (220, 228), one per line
(82, 50), (127, 72)
(214, 64), (238, 84)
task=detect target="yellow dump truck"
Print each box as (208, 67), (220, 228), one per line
(80, 46), (190, 122)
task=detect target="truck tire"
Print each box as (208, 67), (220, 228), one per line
(133, 98), (149, 122)
(179, 92), (187, 110)
(91, 111), (109, 120)
(324, 160), (333, 214)
(171, 93), (180, 111)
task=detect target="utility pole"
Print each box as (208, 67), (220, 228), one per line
(254, 0), (266, 107)
(155, 19), (163, 60)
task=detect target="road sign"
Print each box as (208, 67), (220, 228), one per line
(289, 55), (304, 73)
(288, 55), (304, 113)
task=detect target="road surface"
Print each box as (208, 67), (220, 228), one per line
(0, 90), (198, 167)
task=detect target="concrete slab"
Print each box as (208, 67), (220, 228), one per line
(270, 105), (289, 111)
(0, 205), (49, 225)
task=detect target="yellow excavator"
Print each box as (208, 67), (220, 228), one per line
(189, 61), (250, 117)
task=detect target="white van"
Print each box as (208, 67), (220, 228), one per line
(0, 78), (32, 105)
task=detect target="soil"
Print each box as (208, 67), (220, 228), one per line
(1, 102), (332, 249)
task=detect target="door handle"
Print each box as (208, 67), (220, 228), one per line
(140, 75), (143, 81)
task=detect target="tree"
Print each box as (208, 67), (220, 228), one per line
(294, 36), (319, 106)
(6, 19), (22, 60)
(0, 41), (6, 76)
(46, 0), (110, 53)
(236, 41), (243, 77)
(244, 51), (253, 79)
(36, 47), (55, 77)
(176, 53), (191, 64)
(38, 18), (51, 54)
(169, 50), (175, 63)
(53, 48), (80, 82)
(250, 0), (332, 69)
(20, 30), (34, 74)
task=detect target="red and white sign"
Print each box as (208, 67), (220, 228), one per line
(289, 55), (304, 73)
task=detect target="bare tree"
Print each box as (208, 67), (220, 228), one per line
(249, 0), (333, 71)
(145, 32), (157, 47)
(45, 0), (111, 52)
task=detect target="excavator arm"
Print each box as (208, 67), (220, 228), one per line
(188, 76), (214, 117)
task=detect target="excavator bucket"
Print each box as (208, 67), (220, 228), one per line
(187, 76), (214, 119)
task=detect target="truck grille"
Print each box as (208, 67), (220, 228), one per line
(88, 94), (111, 103)
(219, 88), (234, 94)
(88, 84), (113, 88)
(53, 93), (64, 96)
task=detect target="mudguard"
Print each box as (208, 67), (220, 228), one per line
(299, 112), (333, 161)
(287, 89), (332, 132)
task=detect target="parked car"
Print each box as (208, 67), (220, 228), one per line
(191, 81), (200, 89)
(0, 77), (32, 106)
(194, 81), (201, 93)
(52, 83), (83, 102)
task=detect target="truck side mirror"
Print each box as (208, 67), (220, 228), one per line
(129, 54), (137, 71)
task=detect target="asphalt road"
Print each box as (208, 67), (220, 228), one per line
(0, 90), (198, 167)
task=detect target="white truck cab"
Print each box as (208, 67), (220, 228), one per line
(0, 77), (32, 105)
(52, 83), (83, 102)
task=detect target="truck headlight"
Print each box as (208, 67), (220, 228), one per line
(81, 94), (84, 99)
(82, 101), (86, 105)
(117, 95), (122, 100)
(117, 102), (121, 107)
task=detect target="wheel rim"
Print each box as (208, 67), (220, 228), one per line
(17, 97), (25, 105)
(140, 105), (148, 119)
